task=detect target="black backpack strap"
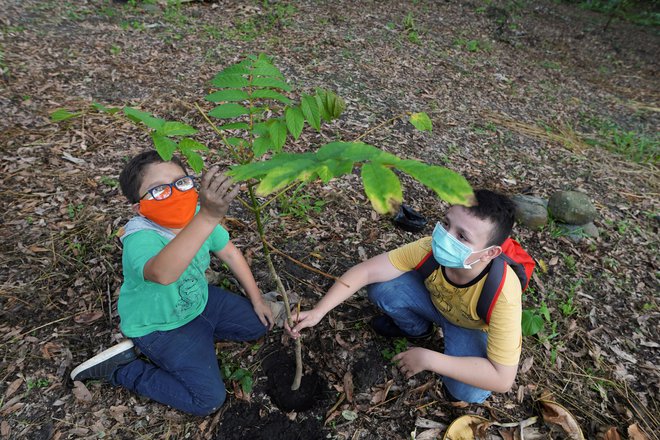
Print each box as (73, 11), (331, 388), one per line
(477, 256), (507, 324)
(415, 251), (439, 279)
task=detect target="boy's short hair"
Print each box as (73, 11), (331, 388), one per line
(466, 189), (515, 247)
(119, 150), (187, 204)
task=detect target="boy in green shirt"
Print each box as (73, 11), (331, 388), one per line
(71, 151), (273, 416)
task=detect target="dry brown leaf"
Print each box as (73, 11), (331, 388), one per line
(603, 427), (622, 440)
(416, 428), (443, 440)
(519, 356), (534, 374)
(540, 400), (584, 440)
(343, 371), (354, 403)
(627, 424), (649, 440)
(3, 378), (22, 399)
(443, 415), (489, 440)
(41, 342), (62, 360)
(73, 311), (103, 324)
(1, 420), (10, 438)
(72, 381), (92, 402)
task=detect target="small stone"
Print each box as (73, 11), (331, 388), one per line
(548, 191), (598, 225)
(511, 194), (548, 230)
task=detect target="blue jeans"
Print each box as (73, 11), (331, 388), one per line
(367, 271), (491, 403)
(113, 286), (268, 416)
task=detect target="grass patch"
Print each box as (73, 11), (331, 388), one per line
(581, 114), (659, 164)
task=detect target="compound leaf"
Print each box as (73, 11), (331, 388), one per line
(268, 119), (288, 151)
(159, 121), (198, 136)
(209, 103), (249, 119)
(124, 107), (165, 131)
(301, 95), (321, 131)
(361, 162), (403, 214)
(256, 156), (319, 195)
(151, 133), (178, 161)
(250, 76), (292, 91)
(285, 106), (304, 140)
(205, 89), (250, 102)
(395, 160), (473, 205)
(252, 89), (292, 105)
(211, 73), (249, 89)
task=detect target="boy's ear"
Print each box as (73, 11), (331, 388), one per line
(131, 203), (141, 215)
(483, 245), (502, 261)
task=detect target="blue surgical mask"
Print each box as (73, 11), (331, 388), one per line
(431, 222), (491, 269)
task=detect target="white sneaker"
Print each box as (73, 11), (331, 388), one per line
(70, 340), (136, 382)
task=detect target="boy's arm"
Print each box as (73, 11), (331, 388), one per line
(144, 167), (238, 285)
(214, 241), (274, 328)
(288, 253), (404, 336)
(393, 348), (518, 392)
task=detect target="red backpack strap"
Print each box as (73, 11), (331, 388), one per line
(415, 251), (439, 279)
(477, 256), (507, 324)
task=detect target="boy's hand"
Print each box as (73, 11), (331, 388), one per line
(198, 166), (240, 220)
(252, 299), (275, 330)
(285, 309), (323, 339)
(393, 347), (433, 378)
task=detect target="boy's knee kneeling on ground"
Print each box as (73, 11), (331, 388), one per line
(190, 388), (226, 417)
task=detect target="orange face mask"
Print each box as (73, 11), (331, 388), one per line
(139, 189), (199, 229)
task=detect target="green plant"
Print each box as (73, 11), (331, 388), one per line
(67, 203), (85, 219)
(521, 308), (544, 336)
(382, 338), (408, 361)
(277, 183), (326, 220)
(402, 12), (421, 44)
(27, 378), (50, 390)
(55, 54), (473, 391)
(110, 44), (122, 56)
(100, 176), (119, 188)
(562, 253), (576, 273)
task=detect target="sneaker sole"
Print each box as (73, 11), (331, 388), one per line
(70, 340), (135, 381)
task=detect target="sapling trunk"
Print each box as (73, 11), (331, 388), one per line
(248, 185), (303, 391)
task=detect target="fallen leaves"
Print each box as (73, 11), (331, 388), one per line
(72, 381), (93, 403)
(539, 399), (584, 440)
(73, 310), (104, 325)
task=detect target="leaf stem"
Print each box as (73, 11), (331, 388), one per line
(193, 102), (243, 164)
(353, 112), (409, 142)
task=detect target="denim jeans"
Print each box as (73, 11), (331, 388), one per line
(113, 286), (268, 416)
(367, 271), (491, 403)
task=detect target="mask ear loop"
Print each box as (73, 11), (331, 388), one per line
(462, 245), (499, 268)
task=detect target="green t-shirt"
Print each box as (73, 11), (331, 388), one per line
(118, 224), (230, 338)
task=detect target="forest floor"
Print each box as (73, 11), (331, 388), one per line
(0, 0), (658, 439)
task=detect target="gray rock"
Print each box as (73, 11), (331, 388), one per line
(556, 222), (599, 243)
(511, 194), (548, 230)
(548, 191), (598, 225)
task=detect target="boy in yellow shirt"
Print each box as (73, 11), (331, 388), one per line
(288, 190), (521, 402)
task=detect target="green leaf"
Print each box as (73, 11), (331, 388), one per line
(123, 107), (165, 131)
(208, 103), (249, 119)
(218, 62), (251, 76)
(226, 137), (245, 147)
(91, 102), (120, 114)
(395, 160), (473, 205)
(229, 153), (311, 181)
(181, 150), (204, 173)
(316, 159), (354, 182)
(252, 56), (284, 79)
(159, 121), (198, 136)
(341, 410), (358, 421)
(253, 135), (273, 158)
(409, 112), (433, 132)
(179, 138), (208, 152)
(218, 122), (249, 130)
(285, 106), (304, 140)
(50, 109), (80, 122)
(151, 133), (178, 160)
(268, 120), (288, 151)
(522, 310), (544, 337)
(205, 89), (250, 102)
(256, 156), (319, 194)
(301, 95), (321, 131)
(240, 375), (254, 394)
(316, 142), (399, 164)
(316, 89), (346, 121)
(361, 162), (403, 214)
(251, 89), (292, 105)
(250, 76), (292, 92)
(211, 73), (249, 89)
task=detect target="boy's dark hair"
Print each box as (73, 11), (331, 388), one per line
(119, 150), (186, 204)
(466, 189), (515, 246)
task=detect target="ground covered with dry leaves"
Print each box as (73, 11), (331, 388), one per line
(0, 0), (658, 439)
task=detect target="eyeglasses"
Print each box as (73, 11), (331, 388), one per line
(141, 176), (196, 201)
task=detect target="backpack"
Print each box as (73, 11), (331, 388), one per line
(415, 238), (535, 324)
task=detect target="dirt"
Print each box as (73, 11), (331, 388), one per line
(0, 0), (659, 439)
